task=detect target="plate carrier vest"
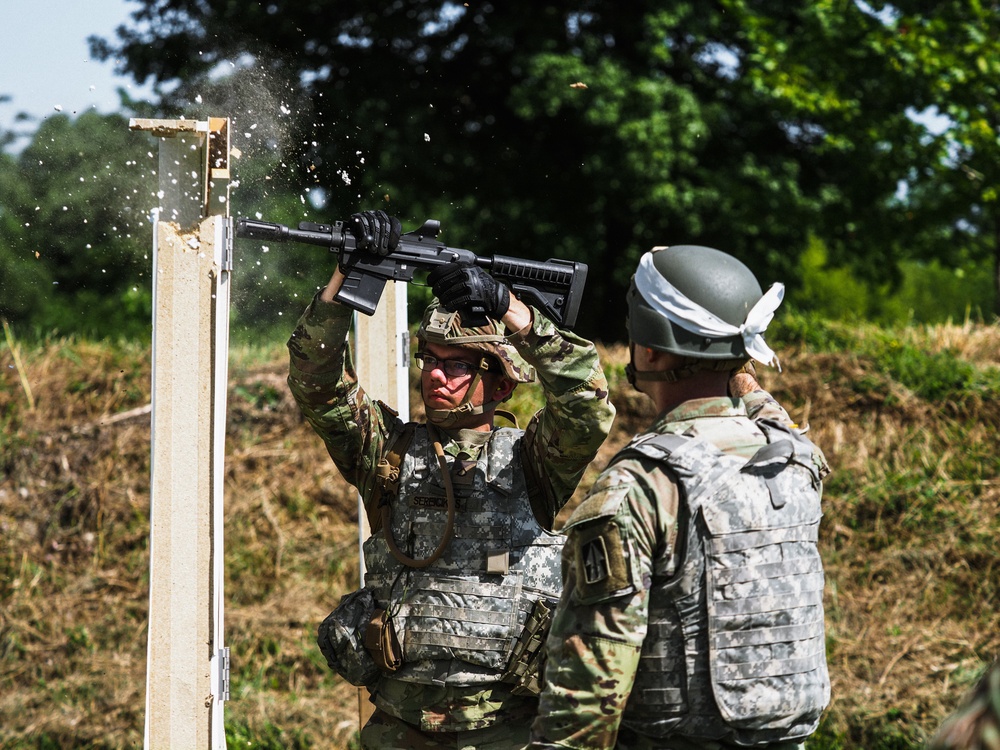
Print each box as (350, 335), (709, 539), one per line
(362, 425), (564, 687)
(618, 420), (831, 745)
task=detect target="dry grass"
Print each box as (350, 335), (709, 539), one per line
(1, 323), (999, 748)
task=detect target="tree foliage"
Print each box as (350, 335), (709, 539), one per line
(16, 0), (993, 338)
(0, 112), (158, 339)
(734, 0), (1000, 302)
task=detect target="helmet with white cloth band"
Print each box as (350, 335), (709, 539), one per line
(626, 245), (783, 374)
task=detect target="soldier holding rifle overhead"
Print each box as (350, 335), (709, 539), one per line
(287, 210), (615, 750)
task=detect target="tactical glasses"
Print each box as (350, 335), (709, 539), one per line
(414, 352), (494, 378)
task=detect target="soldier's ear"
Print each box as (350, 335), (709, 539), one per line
(494, 377), (516, 401)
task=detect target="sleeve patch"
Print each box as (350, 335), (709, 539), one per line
(572, 521), (634, 604)
(581, 536), (609, 584)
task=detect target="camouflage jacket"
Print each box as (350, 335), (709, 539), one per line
(288, 295), (615, 732)
(929, 659), (1000, 750)
(530, 393), (830, 750)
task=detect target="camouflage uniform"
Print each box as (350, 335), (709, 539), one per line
(530, 392), (830, 750)
(288, 295), (615, 749)
(929, 659), (1000, 750)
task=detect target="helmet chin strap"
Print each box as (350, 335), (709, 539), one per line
(424, 360), (505, 428)
(625, 360), (703, 387)
(625, 343), (694, 388)
(426, 399), (505, 428)
(626, 344), (741, 388)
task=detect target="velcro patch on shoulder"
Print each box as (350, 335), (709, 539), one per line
(564, 470), (638, 604)
(566, 468), (634, 526)
(571, 520), (634, 604)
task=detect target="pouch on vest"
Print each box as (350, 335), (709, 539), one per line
(364, 607), (403, 674)
(317, 588), (380, 687)
(501, 596), (558, 696)
(370, 421), (415, 534)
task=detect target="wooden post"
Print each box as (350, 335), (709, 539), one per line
(131, 117), (232, 750)
(353, 281), (410, 730)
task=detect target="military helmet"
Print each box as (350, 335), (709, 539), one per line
(417, 302), (535, 383)
(627, 245), (764, 360)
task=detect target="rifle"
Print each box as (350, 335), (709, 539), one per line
(234, 217), (588, 329)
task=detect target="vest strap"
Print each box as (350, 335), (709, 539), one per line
(381, 425), (456, 568)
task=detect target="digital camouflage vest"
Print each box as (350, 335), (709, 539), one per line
(619, 420), (830, 745)
(362, 425), (564, 687)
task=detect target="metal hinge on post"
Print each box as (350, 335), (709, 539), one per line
(221, 217), (234, 272)
(400, 330), (411, 368)
(218, 647), (231, 701)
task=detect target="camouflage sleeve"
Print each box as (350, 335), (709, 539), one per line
(744, 388), (831, 479)
(530, 462), (676, 749)
(928, 659), (1000, 750)
(286, 294), (396, 501)
(742, 387), (794, 424)
(511, 308), (616, 528)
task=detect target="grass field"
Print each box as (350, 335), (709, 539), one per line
(1, 316), (999, 749)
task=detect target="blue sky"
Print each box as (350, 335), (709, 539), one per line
(0, 0), (155, 147)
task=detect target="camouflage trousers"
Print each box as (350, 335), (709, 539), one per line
(615, 726), (805, 750)
(361, 708), (531, 750)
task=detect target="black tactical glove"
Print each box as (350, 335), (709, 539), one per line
(427, 262), (511, 321)
(348, 210), (402, 256)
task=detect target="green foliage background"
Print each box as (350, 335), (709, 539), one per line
(2, 1), (999, 341)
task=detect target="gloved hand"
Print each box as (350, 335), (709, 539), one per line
(427, 262), (511, 321)
(348, 210), (402, 256)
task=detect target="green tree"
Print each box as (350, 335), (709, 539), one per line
(893, 1), (1000, 317)
(91, 1), (1000, 338)
(736, 0), (1000, 315)
(0, 112), (158, 339)
(0, 147), (46, 321)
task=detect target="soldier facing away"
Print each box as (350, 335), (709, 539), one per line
(288, 210), (616, 749)
(530, 245), (832, 750)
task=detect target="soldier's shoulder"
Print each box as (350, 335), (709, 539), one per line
(567, 460), (666, 528)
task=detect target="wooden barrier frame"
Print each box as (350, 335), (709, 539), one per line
(353, 283), (410, 729)
(131, 117), (231, 750)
